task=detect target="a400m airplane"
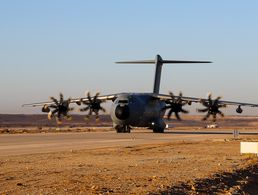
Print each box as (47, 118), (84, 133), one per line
(23, 54), (258, 133)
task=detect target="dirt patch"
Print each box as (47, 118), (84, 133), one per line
(1, 139), (258, 194)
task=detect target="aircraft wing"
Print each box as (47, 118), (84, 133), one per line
(22, 94), (118, 107)
(155, 94), (200, 103)
(77, 94), (117, 104)
(155, 93), (258, 107)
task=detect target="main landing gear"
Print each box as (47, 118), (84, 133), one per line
(152, 126), (164, 133)
(150, 120), (166, 133)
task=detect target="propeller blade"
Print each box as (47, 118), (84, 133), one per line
(65, 115), (72, 120)
(68, 107), (74, 111)
(175, 112), (181, 121)
(47, 111), (53, 120)
(60, 93), (64, 103)
(95, 111), (99, 120)
(56, 117), (62, 124)
(87, 92), (92, 104)
(100, 107), (106, 113)
(217, 110), (224, 117)
(197, 108), (209, 113)
(52, 109), (58, 115)
(169, 92), (175, 101)
(215, 96), (222, 101)
(57, 111), (62, 119)
(80, 107), (90, 112)
(49, 105), (58, 109)
(181, 109), (189, 114)
(182, 101), (188, 106)
(200, 99), (209, 107)
(208, 93), (212, 100)
(50, 97), (58, 105)
(212, 114), (217, 122)
(94, 92), (100, 101)
(218, 104), (227, 108)
(167, 109), (173, 119)
(203, 113), (210, 121)
(84, 109), (92, 121)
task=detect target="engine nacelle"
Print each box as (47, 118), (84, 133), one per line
(236, 105), (243, 114)
(42, 105), (50, 113)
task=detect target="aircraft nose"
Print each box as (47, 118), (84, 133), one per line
(115, 104), (130, 120)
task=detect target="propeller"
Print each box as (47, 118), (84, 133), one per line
(47, 93), (73, 124)
(80, 92), (106, 120)
(197, 93), (226, 122)
(162, 92), (189, 120)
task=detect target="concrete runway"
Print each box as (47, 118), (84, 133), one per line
(1, 130), (258, 156)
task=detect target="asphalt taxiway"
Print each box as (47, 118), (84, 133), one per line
(1, 130), (258, 156)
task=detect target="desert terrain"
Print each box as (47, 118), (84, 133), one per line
(1, 114), (258, 194)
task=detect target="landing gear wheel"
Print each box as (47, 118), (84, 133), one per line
(115, 125), (131, 133)
(152, 127), (164, 133)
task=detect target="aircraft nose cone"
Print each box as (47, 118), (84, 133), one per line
(115, 105), (130, 120)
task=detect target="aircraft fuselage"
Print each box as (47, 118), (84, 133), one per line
(110, 93), (166, 132)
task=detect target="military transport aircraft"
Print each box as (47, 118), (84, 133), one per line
(23, 55), (258, 133)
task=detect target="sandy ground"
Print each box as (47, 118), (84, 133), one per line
(1, 115), (258, 194)
(1, 136), (258, 194)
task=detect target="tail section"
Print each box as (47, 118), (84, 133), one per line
(116, 54), (211, 94)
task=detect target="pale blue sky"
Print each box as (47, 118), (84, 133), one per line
(1, 1), (258, 114)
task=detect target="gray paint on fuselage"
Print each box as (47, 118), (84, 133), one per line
(110, 93), (166, 127)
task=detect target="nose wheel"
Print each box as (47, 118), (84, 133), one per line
(115, 125), (131, 133)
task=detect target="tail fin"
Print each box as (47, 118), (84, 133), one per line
(116, 54), (212, 94)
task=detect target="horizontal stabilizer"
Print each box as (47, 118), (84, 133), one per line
(116, 60), (211, 64)
(116, 60), (155, 64)
(116, 55), (212, 64)
(162, 60), (212, 63)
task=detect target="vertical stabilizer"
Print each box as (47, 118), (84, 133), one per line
(153, 55), (163, 94)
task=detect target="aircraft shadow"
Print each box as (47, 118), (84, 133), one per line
(153, 163), (258, 194)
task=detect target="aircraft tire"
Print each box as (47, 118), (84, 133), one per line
(152, 127), (164, 133)
(115, 125), (131, 133)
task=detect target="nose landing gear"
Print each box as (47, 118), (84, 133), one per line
(115, 124), (131, 133)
